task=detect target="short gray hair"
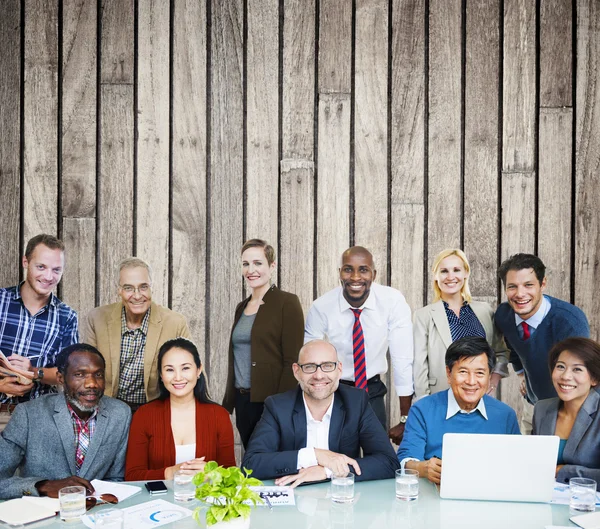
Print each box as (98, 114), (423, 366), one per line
(118, 257), (153, 283)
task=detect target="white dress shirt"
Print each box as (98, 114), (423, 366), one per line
(297, 394), (334, 476)
(304, 283), (414, 395)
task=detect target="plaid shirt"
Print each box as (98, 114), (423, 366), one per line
(67, 401), (98, 473)
(116, 307), (150, 404)
(0, 284), (79, 403)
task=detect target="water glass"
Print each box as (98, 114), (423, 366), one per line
(174, 470), (197, 502)
(331, 472), (355, 503)
(395, 468), (419, 501)
(59, 485), (86, 522)
(570, 477), (597, 514)
(94, 508), (124, 528)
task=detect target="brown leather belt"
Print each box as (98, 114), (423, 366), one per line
(0, 403), (18, 414)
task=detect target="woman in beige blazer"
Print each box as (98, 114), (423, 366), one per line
(413, 249), (509, 399)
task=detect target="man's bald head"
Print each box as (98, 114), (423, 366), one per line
(339, 246), (376, 308)
(293, 340), (342, 404)
(297, 339), (339, 364)
(341, 246), (375, 268)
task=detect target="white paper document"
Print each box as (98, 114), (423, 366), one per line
(83, 499), (193, 529)
(90, 479), (142, 502)
(551, 481), (600, 506)
(250, 485), (296, 506)
(0, 498), (56, 525)
(570, 511), (600, 529)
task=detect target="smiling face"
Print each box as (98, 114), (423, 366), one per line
(293, 341), (342, 405)
(58, 351), (105, 418)
(22, 244), (65, 298)
(160, 347), (202, 401)
(504, 268), (547, 321)
(552, 350), (597, 406)
(119, 266), (152, 319)
(435, 255), (468, 300)
(339, 249), (376, 308)
(446, 353), (490, 411)
(241, 247), (275, 292)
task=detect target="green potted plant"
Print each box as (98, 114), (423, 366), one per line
(192, 462), (263, 528)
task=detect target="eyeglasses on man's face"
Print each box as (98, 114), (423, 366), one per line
(296, 361), (338, 374)
(119, 284), (151, 295)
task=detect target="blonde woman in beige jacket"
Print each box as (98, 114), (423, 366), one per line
(413, 249), (509, 399)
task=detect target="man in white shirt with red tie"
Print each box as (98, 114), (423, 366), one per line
(304, 246), (414, 444)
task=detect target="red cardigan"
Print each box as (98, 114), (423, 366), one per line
(125, 398), (236, 480)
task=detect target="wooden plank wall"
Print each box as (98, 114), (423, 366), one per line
(0, 0), (598, 433)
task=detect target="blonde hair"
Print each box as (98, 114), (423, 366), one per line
(431, 249), (472, 303)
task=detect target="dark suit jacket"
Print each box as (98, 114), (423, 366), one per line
(533, 390), (600, 483)
(223, 285), (304, 412)
(0, 394), (131, 499)
(242, 384), (400, 481)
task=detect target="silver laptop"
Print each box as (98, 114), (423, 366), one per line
(440, 433), (559, 503)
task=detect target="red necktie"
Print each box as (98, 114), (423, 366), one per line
(351, 309), (368, 391)
(522, 321), (531, 340)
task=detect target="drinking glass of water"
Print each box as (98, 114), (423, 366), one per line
(395, 468), (419, 501)
(331, 472), (355, 503)
(174, 470), (197, 502)
(93, 508), (124, 528)
(59, 485), (86, 522)
(570, 477), (597, 514)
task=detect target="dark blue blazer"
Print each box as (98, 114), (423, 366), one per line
(242, 384), (399, 481)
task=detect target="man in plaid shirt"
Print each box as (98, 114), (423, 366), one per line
(0, 234), (79, 431)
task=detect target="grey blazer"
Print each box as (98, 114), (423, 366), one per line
(413, 300), (509, 399)
(533, 391), (600, 483)
(0, 394), (131, 499)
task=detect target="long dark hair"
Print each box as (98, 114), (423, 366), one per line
(157, 338), (214, 404)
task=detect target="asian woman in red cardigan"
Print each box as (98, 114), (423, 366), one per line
(125, 338), (236, 480)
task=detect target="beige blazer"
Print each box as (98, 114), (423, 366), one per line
(81, 301), (191, 401)
(413, 300), (509, 399)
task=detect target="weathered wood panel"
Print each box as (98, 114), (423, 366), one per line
(280, 0), (315, 310)
(354, 0), (388, 282)
(575, 0), (600, 340)
(171, 0), (207, 347)
(23, 0), (58, 240)
(62, 218), (96, 318)
(209, 0), (244, 403)
(61, 0), (97, 218)
(136, 0), (170, 306)
(100, 0), (134, 85)
(316, 0), (351, 296)
(503, 0), (536, 171)
(463, 0), (499, 299)
(427, 0), (462, 291)
(540, 0), (572, 107)
(538, 108), (572, 301)
(0, 0), (21, 286)
(246, 0), (278, 245)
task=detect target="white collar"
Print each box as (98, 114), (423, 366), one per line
(446, 388), (488, 420)
(337, 284), (377, 313)
(514, 294), (551, 329)
(302, 393), (335, 423)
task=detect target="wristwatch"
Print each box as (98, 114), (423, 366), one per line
(32, 368), (44, 383)
(399, 415), (408, 424)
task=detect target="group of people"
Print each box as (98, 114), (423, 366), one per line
(0, 233), (598, 499)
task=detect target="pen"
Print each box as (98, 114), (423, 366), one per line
(261, 493), (273, 511)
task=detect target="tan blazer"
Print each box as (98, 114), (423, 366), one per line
(81, 301), (191, 401)
(413, 300), (509, 399)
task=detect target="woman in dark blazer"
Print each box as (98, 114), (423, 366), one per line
(533, 337), (600, 483)
(222, 239), (304, 448)
(413, 249), (509, 399)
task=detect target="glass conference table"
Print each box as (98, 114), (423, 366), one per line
(3, 478), (579, 529)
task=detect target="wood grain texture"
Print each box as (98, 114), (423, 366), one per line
(171, 0), (207, 347)
(540, 0), (572, 107)
(500, 171), (536, 259)
(575, 0), (600, 340)
(100, 0), (134, 84)
(246, 0), (278, 244)
(23, 0), (58, 240)
(318, 0), (351, 94)
(427, 0), (462, 287)
(354, 0), (388, 282)
(62, 0), (97, 218)
(316, 94), (351, 296)
(282, 0), (315, 160)
(463, 0), (499, 299)
(209, 0), (244, 403)
(136, 0), (170, 305)
(280, 159), (314, 313)
(98, 85), (134, 305)
(61, 218), (96, 318)
(502, 0), (536, 171)
(538, 108), (572, 300)
(390, 0), (424, 312)
(0, 0), (21, 287)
